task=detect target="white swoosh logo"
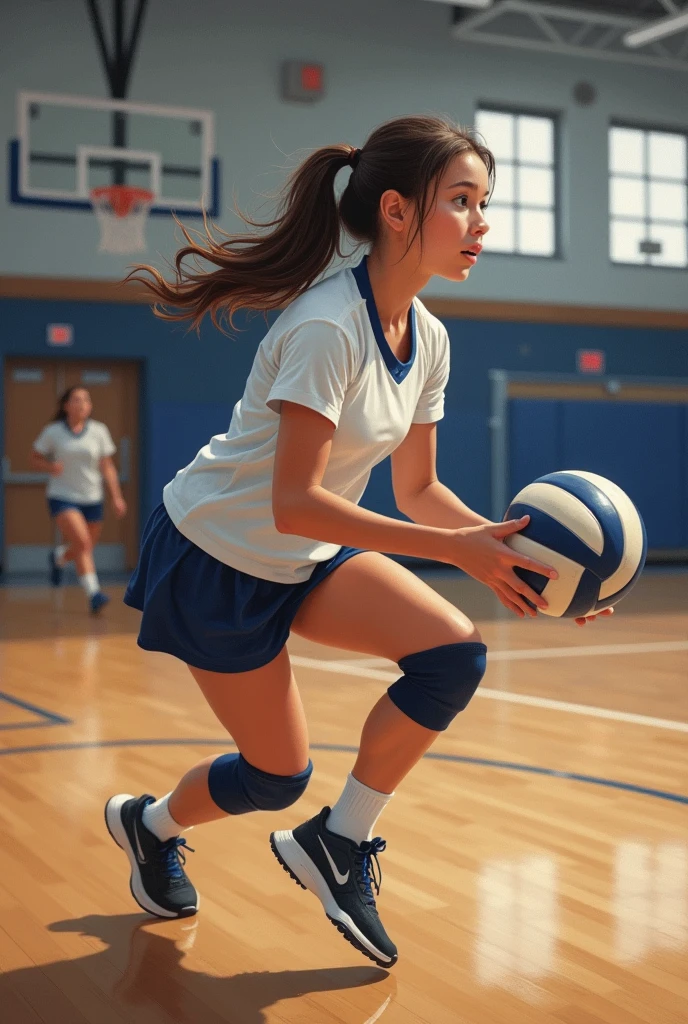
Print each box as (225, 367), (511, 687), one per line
(134, 821), (147, 864)
(318, 836), (349, 885)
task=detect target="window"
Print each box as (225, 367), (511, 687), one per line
(475, 108), (557, 257)
(609, 125), (687, 268)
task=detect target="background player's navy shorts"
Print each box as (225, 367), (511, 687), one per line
(48, 498), (104, 522)
(124, 503), (367, 673)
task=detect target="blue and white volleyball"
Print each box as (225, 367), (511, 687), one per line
(504, 471), (647, 618)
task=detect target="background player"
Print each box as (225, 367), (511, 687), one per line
(31, 385), (127, 612)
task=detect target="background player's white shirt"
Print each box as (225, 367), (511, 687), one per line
(33, 419), (116, 503)
(164, 258), (450, 584)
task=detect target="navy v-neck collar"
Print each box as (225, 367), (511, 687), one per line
(351, 256), (417, 384)
(63, 419), (89, 439)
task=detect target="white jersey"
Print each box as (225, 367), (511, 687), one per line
(33, 419), (116, 503)
(164, 258), (450, 583)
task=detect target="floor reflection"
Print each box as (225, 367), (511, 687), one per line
(614, 840), (688, 961)
(475, 854), (558, 992)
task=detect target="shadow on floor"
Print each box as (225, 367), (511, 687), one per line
(1, 913), (394, 1024)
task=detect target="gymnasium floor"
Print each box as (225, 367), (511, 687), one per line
(0, 569), (686, 1024)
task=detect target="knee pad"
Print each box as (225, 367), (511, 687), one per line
(208, 753), (313, 815)
(387, 642), (487, 731)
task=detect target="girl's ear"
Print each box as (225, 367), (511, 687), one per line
(378, 190), (411, 235)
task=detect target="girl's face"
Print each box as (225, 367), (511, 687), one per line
(64, 388), (92, 421)
(412, 150), (491, 283)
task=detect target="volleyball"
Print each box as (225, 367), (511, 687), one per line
(504, 470), (647, 618)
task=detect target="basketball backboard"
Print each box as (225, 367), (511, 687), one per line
(9, 90), (220, 217)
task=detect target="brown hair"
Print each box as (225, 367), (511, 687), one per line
(53, 386), (89, 422)
(129, 114), (494, 332)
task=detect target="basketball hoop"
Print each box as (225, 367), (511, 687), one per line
(90, 184), (154, 254)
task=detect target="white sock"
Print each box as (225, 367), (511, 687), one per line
(55, 544), (69, 566)
(326, 773), (393, 846)
(142, 793), (185, 842)
(78, 571), (100, 598)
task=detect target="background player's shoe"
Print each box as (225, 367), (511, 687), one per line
(48, 549), (63, 587)
(105, 793), (198, 919)
(90, 591), (110, 614)
(270, 806), (398, 967)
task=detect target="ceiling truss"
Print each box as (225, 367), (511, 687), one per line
(451, 0), (688, 70)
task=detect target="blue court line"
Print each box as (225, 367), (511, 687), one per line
(0, 738), (685, 806)
(0, 691), (72, 730)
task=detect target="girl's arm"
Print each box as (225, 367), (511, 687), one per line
(273, 404), (453, 563)
(390, 422), (489, 529)
(273, 402), (555, 621)
(30, 450), (63, 475)
(100, 457), (127, 518)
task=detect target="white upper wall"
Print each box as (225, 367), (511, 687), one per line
(1, 0), (686, 309)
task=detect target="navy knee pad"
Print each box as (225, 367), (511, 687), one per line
(208, 753), (313, 815)
(387, 642), (487, 731)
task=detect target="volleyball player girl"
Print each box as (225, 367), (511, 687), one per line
(105, 115), (609, 967)
(32, 386), (127, 613)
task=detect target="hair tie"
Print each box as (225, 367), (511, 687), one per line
(349, 147), (362, 169)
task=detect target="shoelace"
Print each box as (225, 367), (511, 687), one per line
(157, 836), (195, 881)
(355, 837), (386, 905)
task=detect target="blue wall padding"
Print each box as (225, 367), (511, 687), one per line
(509, 399), (688, 549)
(2, 297), (687, 555)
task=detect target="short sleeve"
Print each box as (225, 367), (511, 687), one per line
(266, 319), (358, 428)
(98, 424), (117, 457)
(33, 424), (56, 456)
(412, 328), (450, 424)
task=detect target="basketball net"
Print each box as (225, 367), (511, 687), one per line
(90, 185), (154, 254)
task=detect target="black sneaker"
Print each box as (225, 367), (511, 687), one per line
(90, 591), (110, 614)
(104, 793), (198, 919)
(270, 807), (397, 967)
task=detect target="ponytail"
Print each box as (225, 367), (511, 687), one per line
(129, 115), (494, 332)
(129, 145), (357, 332)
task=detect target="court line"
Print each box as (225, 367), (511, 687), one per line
(344, 639), (688, 667)
(0, 690), (72, 730)
(289, 656), (688, 734)
(0, 738), (685, 805)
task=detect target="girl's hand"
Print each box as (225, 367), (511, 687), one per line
(449, 516), (557, 618)
(575, 607), (614, 626)
(113, 496), (127, 518)
(49, 461), (64, 476)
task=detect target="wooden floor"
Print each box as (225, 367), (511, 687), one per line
(0, 570), (687, 1024)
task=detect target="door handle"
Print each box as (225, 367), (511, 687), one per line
(119, 437), (131, 484)
(2, 455), (49, 484)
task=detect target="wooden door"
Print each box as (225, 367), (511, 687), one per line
(3, 359), (140, 573)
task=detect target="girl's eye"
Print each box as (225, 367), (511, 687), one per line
(454, 195), (489, 211)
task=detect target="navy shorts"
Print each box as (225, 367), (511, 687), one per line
(124, 503), (367, 674)
(48, 498), (104, 522)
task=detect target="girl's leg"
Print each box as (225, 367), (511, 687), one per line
(291, 550), (481, 794)
(105, 646), (311, 920)
(86, 520), (103, 553)
(166, 647), (310, 828)
(55, 509), (96, 577)
(269, 552), (484, 967)
(56, 519), (102, 567)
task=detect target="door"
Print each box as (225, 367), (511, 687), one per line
(506, 381), (688, 555)
(2, 358), (140, 573)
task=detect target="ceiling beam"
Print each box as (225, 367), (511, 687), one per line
(452, 0), (688, 70)
(624, 7), (688, 47)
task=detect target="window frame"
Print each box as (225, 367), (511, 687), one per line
(475, 103), (562, 260)
(608, 119), (688, 271)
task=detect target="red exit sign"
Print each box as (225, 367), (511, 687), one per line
(577, 349), (605, 374)
(47, 323), (74, 346)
